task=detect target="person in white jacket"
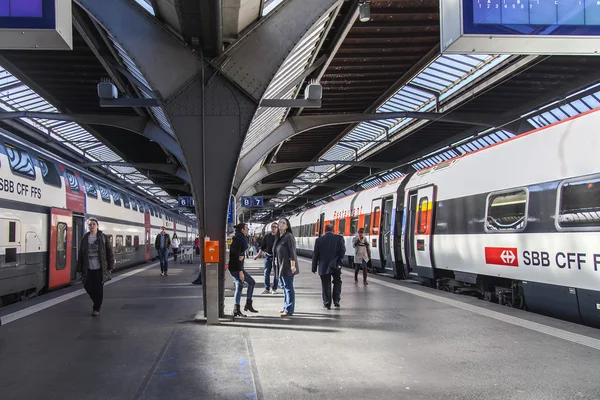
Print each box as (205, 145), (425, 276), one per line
(171, 233), (181, 262)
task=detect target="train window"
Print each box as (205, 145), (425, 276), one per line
(364, 214), (371, 234)
(372, 206), (381, 234)
(5, 143), (35, 179)
(65, 170), (80, 193)
(134, 235), (140, 251)
(350, 217), (358, 235)
(38, 157), (62, 187)
(338, 218), (346, 235)
(485, 189), (528, 232)
(5, 247), (17, 264)
(122, 194), (130, 209)
(56, 222), (67, 270)
(116, 235), (124, 254)
(98, 184), (111, 203)
(107, 235), (114, 249)
(416, 199), (428, 235)
(139, 202), (144, 213)
(557, 175), (600, 230)
(113, 192), (122, 207)
(9, 221), (16, 242)
(84, 179), (97, 198)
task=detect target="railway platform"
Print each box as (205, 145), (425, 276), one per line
(1, 258), (600, 400)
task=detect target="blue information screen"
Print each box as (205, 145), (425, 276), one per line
(0, 0), (54, 29)
(0, 0), (43, 17)
(467, 0), (600, 35)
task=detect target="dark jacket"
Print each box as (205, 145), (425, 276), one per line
(76, 230), (115, 284)
(312, 232), (346, 276)
(228, 234), (246, 272)
(260, 233), (276, 257)
(154, 233), (171, 251)
(274, 232), (298, 277)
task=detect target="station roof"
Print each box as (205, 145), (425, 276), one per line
(0, 1), (599, 224)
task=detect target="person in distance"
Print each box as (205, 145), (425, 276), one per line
(352, 228), (370, 285)
(171, 233), (180, 262)
(254, 222), (279, 294)
(312, 223), (346, 309)
(155, 226), (171, 276)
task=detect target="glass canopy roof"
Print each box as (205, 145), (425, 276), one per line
(0, 65), (183, 213)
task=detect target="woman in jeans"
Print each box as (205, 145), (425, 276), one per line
(228, 223), (258, 317)
(273, 218), (299, 317)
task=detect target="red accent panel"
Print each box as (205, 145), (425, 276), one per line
(48, 208), (73, 290)
(485, 247), (519, 267)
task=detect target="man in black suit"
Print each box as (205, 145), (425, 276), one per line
(312, 224), (346, 309)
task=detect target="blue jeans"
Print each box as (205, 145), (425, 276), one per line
(230, 269), (255, 305)
(159, 249), (169, 272)
(264, 257), (278, 290)
(279, 275), (295, 314)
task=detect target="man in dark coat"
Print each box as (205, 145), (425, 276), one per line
(312, 224), (346, 309)
(155, 226), (171, 276)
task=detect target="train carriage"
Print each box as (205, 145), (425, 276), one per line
(281, 108), (600, 327)
(0, 128), (196, 305)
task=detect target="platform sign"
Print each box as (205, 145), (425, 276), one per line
(178, 196), (195, 208)
(241, 196), (264, 208)
(227, 196), (235, 223)
(0, 0), (72, 50)
(440, 0), (600, 55)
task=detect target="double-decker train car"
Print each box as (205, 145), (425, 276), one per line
(0, 128), (196, 305)
(287, 108), (600, 327)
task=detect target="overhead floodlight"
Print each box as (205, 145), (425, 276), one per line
(359, 2), (370, 23)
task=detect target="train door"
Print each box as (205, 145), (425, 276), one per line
(144, 212), (151, 261)
(70, 215), (84, 281)
(381, 197), (394, 269)
(318, 213), (325, 237)
(369, 199), (382, 265)
(414, 185), (435, 277)
(49, 208), (72, 290)
(405, 193), (418, 274)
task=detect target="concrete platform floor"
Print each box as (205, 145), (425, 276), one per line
(1, 257), (600, 400)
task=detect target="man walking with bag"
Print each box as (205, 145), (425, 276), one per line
(312, 224), (346, 309)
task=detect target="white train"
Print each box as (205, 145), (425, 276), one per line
(285, 108), (600, 328)
(0, 128), (197, 305)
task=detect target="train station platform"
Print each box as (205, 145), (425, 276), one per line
(2, 257), (600, 399)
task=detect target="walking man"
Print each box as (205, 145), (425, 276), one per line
(254, 222), (279, 294)
(155, 226), (171, 276)
(312, 224), (346, 309)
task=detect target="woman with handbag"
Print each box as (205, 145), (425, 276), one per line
(352, 228), (370, 285)
(273, 217), (299, 317)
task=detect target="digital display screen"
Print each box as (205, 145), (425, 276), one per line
(0, 0), (43, 17)
(465, 0), (600, 35)
(473, 0), (598, 25)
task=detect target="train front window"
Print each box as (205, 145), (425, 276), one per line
(485, 189), (528, 232)
(558, 176), (600, 229)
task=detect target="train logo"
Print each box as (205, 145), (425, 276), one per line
(485, 247), (519, 267)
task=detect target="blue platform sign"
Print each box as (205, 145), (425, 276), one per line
(241, 196), (264, 208)
(227, 196), (235, 223)
(0, 0), (72, 50)
(178, 196), (195, 208)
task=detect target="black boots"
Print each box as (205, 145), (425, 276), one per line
(244, 299), (258, 313)
(234, 304), (246, 317)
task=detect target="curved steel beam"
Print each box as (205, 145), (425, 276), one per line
(234, 111), (502, 190)
(0, 111), (185, 165)
(236, 160), (396, 196)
